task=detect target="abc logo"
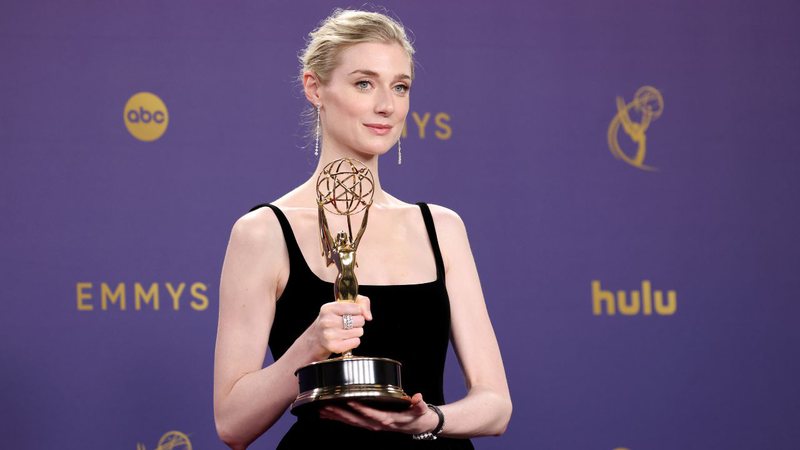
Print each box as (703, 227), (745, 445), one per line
(124, 92), (168, 142)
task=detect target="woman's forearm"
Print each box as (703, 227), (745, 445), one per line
(215, 331), (324, 449)
(437, 385), (513, 438)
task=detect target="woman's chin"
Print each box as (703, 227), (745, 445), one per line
(345, 147), (392, 161)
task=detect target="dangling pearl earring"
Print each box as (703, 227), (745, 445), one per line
(314, 105), (321, 157)
(397, 138), (402, 165)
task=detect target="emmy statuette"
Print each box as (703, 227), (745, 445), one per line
(290, 158), (411, 416)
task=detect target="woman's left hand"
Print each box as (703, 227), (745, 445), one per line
(319, 393), (439, 435)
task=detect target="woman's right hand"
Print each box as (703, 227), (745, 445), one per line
(305, 295), (372, 358)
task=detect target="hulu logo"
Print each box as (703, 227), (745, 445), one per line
(592, 280), (677, 316)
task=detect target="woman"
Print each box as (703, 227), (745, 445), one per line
(213, 9), (511, 449)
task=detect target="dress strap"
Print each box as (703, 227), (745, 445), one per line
(249, 203), (304, 264)
(416, 202), (446, 281)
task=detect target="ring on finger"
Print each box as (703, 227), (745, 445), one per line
(342, 314), (354, 330)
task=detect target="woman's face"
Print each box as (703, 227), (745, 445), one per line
(317, 41), (412, 160)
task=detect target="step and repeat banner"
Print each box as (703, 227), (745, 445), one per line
(2, 1), (798, 449)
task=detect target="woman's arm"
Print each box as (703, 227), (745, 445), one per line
(320, 205), (512, 437)
(213, 209), (371, 449)
(428, 204), (512, 437)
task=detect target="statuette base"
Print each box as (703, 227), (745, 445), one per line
(290, 356), (411, 416)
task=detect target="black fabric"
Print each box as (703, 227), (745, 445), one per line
(249, 203), (474, 449)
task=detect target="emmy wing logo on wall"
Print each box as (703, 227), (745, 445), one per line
(607, 86), (664, 171)
(124, 92), (169, 142)
(136, 430), (191, 450)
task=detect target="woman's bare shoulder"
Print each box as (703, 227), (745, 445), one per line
(221, 206), (289, 299)
(422, 204), (471, 275)
(228, 206), (284, 251)
(425, 203), (467, 233)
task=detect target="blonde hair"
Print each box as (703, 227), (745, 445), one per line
(299, 9), (415, 84)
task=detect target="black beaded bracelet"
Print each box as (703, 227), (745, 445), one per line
(412, 404), (445, 440)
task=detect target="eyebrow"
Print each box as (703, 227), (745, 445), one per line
(348, 69), (411, 81)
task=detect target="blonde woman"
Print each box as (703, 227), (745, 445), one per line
(213, 9), (511, 449)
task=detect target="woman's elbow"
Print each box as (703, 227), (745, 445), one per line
(215, 424), (239, 449)
(215, 411), (249, 450)
(491, 396), (513, 436)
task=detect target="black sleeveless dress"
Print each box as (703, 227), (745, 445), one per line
(250, 203), (474, 449)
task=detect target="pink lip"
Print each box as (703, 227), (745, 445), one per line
(364, 123), (393, 135)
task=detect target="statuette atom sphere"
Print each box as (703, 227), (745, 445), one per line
(316, 158), (375, 216)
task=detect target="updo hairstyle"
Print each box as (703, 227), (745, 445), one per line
(299, 9), (416, 85)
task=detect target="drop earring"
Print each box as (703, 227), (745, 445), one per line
(314, 105), (321, 157)
(397, 138), (402, 165)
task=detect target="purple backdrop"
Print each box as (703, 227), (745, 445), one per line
(2, 1), (799, 449)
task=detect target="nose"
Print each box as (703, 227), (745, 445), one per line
(374, 86), (395, 116)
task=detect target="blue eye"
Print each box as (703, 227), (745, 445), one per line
(394, 84), (410, 94)
(356, 80), (371, 90)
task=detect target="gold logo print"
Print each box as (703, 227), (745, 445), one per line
(607, 86), (664, 171)
(136, 430), (192, 450)
(124, 92), (169, 142)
